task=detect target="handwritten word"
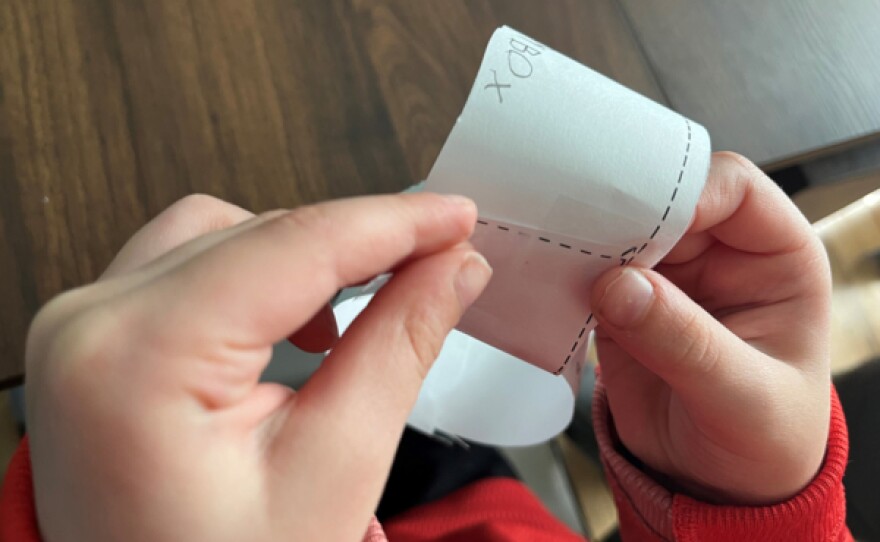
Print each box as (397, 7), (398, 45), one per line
(484, 35), (545, 104)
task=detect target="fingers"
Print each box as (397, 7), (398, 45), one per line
(148, 193), (477, 350)
(268, 244), (491, 537)
(101, 194), (254, 279)
(664, 152), (814, 264)
(123, 192), (476, 409)
(301, 245), (491, 435)
(591, 266), (755, 397)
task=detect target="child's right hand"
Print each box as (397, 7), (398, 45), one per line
(592, 152), (832, 504)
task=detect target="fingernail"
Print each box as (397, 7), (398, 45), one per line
(443, 194), (476, 210)
(454, 252), (492, 309)
(596, 269), (654, 328)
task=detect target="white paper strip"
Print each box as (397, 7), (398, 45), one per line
(333, 26), (710, 446)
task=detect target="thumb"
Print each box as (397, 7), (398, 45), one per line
(591, 267), (753, 395)
(265, 245), (492, 540)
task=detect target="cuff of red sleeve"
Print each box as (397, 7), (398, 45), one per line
(0, 436), (41, 542)
(592, 376), (850, 542)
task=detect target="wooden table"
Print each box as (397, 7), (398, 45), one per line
(0, 0), (662, 386)
(3, 1), (880, 386)
(619, 0), (880, 169)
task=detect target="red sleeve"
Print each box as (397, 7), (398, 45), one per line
(593, 375), (853, 541)
(0, 436), (41, 542)
(382, 476), (584, 542)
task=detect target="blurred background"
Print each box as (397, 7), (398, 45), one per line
(1, 1), (879, 540)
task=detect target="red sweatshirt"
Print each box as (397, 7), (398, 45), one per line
(1, 376), (852, 541)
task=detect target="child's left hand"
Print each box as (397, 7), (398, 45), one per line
(25, 193), (490, 542)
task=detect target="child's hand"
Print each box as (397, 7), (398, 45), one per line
(592, 152), (832, 504)
(25, 193), (490, 542)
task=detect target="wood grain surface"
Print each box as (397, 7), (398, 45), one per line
(0, 0), (662, 386)
(619, 0), (880, 169)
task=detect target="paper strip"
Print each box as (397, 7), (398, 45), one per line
(333, 26), (711, 446)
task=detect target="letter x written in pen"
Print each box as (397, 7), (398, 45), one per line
(485, 69), (511, 103)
